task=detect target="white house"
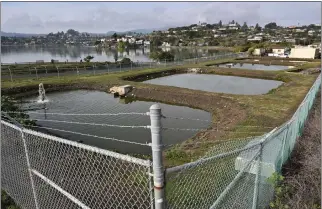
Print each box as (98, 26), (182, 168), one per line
(272, 46), (286, 55)
(253, 48), (265, 56)
(136, 40), (143, 45)
(128, 38), (136, 44)
(162, 42), (171, 47)
(218, 27), (227, 31)
(285, 38), (296, 43)
(289, 47), (319, 59)
(295, 29), (306, 33)
(308, 30), (315, 36)
(247, 36), (263, 42)
(228, 23), (239, 30)
(270, 39), (282, 43)
(143, 41), (150, 46)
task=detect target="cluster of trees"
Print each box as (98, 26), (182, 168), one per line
(149, 50), (175, 61)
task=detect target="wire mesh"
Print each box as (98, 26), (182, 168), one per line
(1, 120), (153, 209)
(165, 74), (320, 209)
(1, 121), (37, 209)
(165, 140), (261, 209)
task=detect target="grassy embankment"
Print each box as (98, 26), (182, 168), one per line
(1, 57), (320, 168)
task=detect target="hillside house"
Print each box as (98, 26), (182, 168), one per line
(128, 38), (136, 44)
(161, 42), (171, 47)
(289, 47), (319, 59)
(253, 48), (265, 56)
(295, 29), (306, 33)
(247, 36), (263, 42)
(285, 38), (296, 43)
(308, 30), (315, 36)
(143, 41), (150, 46)
(228, 23), (239, 30)
(272, 46), (286, 55)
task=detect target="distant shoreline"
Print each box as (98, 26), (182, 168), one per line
(159, 46), (234, 51)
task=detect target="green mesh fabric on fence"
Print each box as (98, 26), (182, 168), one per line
(165, 74), (321, 209)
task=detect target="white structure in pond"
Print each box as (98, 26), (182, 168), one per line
(38, 83), (46, 102)
(109, 85), (133, 96)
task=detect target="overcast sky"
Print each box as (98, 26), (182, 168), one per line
(1, 2), (321, 34)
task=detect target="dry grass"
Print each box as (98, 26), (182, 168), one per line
(277, 91), (321, 209)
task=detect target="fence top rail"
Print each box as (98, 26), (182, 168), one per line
(1, 120), (151, 167)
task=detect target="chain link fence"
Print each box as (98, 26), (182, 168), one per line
(1, 119), (154, 209)
(1, 53), (246, 81)
(164, 73), (321, 209)
(2, 72), (319, 209)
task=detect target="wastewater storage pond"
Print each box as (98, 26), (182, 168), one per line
(214, 63), (294, 71)
(22, 90), (211, 155)
(143, 74), (283, 95)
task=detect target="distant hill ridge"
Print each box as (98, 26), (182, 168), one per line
(1, 27), (168, 37)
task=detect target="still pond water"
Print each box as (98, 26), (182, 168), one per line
(143, 74), (283, 95)
(216, 63), (294, 71)
(22, 90), (211, 155)
(1, 45), (225, 63)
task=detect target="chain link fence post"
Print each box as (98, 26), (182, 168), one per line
(8, 67), (13, 82)
(252, 142), (263, 209)
(35, 67), (38, 80)
(3, 113), (40, 209)
(149, 104), (165, 209)
(56, 66), (60, 78)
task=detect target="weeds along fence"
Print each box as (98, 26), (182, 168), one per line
(1, 73), (320, 209)
(1, 52), (246, 81)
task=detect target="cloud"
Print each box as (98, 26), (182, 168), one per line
(1, 2), (320, 33)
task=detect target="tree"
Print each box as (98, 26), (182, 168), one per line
(112, 33), (118, 41)
(265, 22), (277, 30)
(84, 55), (94, 62)
(118, 41), (126, 51)
(120, 57), (132, 64)
(247, 47), (255, 56)
(255, 23), (262, 32)
(218, 20), (222, 27)
(149, 51), (174, 61)
(94, 40), (101, 45)
(114, 53), (118, 62)
(241, 22), (248, 31)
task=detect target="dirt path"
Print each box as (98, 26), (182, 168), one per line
(278, 91), (321, 209)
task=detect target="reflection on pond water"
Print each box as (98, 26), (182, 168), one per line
(1, 45), (227, 63)
(215, 63), (293, 71)
(22, 90), (211, 155)
(143, 73), (283, 95)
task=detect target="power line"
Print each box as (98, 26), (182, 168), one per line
(25, 125), (150, 146)
(162, 127), (268, 134)
(17, 118), (150, 129)
(3, 111), (149, 116)
(161, 114), (211, 122)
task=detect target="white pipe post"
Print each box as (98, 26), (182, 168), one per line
(56, 66), (60, 78)
(45, 66), (47, 74)
(149, 104), (165, 209)
(8, 67), (13, 82)
(35, 67), (38, 80)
